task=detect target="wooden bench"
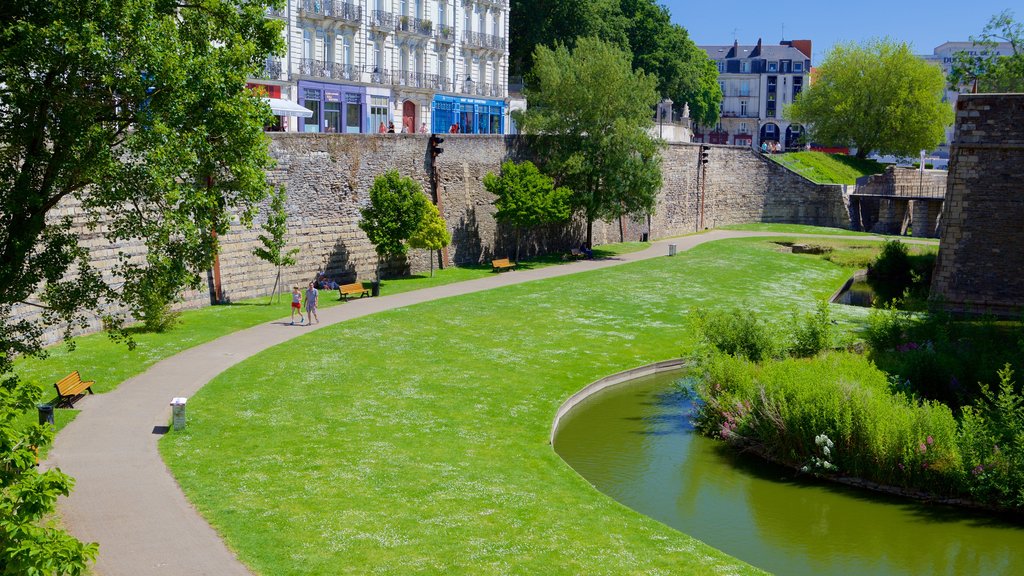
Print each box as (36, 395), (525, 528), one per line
(492, 258), (516, 272)
(339, 282), (370, 300)
(54, 371), (94, 408)
(569, 248), (587, 259)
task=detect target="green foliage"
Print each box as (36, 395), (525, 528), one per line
(1, 375), (97, 574)
(691, 308), (785, 363)
(949, 10), (1024, 93)
(867, 239), (935, 307)
(407, 203), (451, 277)
(253, 187), (299, 302)
(483, 160), (572, 260)
(768, 152), (886, 185)
(786, 38), (953, 158)
(359, 171), (430, 280)
(519, 37), (662, 247)
(791, 301), (836, 358)
(959, 366), (1024, 508)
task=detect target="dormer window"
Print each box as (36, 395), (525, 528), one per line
(718, 60), (725, 72)
(741, 61), (750, 73)
(794, 62), (804, 72)
(768, 61), (778, 72)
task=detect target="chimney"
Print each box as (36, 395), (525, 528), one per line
(751, 37), (763, 58)
(790, 39), (813, 61)
(727, 39), (739, 59)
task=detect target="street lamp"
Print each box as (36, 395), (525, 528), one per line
(464, 75), (474, 95)
(658, 98), (673, 139)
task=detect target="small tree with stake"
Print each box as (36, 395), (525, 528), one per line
(359, 171), (429, 286)
(483, 160), (572, 262)
(253, 187), (299, 304)
(408, 203), (451, 277)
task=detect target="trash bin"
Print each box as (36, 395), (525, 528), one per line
(371, 281), (380, 297)
(170, 397), (188, 431)
(37, 403), (54, 426)
(668, 244), (677, 257)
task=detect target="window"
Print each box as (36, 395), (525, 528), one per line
(493, 13), (499, 37)
(741, 61), (750, 73)
(400, 0), (408, 16)
(415, 48), (423, 75)
(302, 88), (322, 133)
(439, 54), (447, 83)
(374, 41), (383, 69)
(303, 29), (313, 60)
(316, 29), (325, 60)
(324, 95), (341, 133)
(740, 80), (749, 96)
(464, 6), (471, 33)
(740, 100), (747, 116)
(794, 62), (803, 72)
(739, 122), (748, 134)
(478, 7), (485, 35)
(370, 96), (389, 130)
(766, 124), (776, 135)
(479, 59), (486, 92)
(438, 1), (446, 26)
(492, 63), (499, 91)
(324, 34), (333, 64)
(342, 36), (352, 66)
(415, 0), (422, 19)
(718, 81), (725, 94)
(767, 61), (778, 72)
(345, 93), (361, 133)
(717, 60), (724, 72)
(400, 47), (409, 73)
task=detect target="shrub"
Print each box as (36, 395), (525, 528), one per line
(690, 308), (785, 362)
(958, 365), (1024, 509)
(867, 239), (936, 307)
(791, 301), (836, 358)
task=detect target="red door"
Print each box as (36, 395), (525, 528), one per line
(402, 100), (416, 134)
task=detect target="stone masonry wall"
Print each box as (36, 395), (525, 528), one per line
(930, 94), (1024, 315)
(18, 135), (847, 344)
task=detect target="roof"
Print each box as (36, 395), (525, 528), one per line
(700, 43), (809, 61)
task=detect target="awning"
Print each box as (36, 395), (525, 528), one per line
(264, 97), (314, 118)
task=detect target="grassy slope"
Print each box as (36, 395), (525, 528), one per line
(768, 152), (885, 185)
(161, 238), (867, 575)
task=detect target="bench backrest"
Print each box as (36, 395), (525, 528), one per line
(340, 283), (365, 292)
(493, 258), (511, 267)
(56, 371), (83, 393)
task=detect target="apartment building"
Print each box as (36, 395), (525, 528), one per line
(249, 0), (510, 134)
(696, 38), (812, 149)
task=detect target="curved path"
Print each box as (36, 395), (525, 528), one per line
(45, 230), (918, 575)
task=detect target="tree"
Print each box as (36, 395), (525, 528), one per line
(786, 38), (953, 159)
(359, 171), (430, 283)
(253, 187), (299, 304)
(517, 37), (662, 248)
(949, 10), (1024, 93)
(509, 0), (629, 79)
(0, 1), (282, 570)
(483, 160), (572, 261)
(407, 203), (451, 277)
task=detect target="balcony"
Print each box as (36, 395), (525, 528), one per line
(256, 57), (283, 80)
(393, 70), (427, 89)
(395, 15), (433, 36)
(435, 24), (456, 44)
(265, 6), (287, 19)
(462, 31), (507, 51)
(720, 111), (758, 119)
(370, 10), (394, 30)
(300, 0), (362, 24)
(363, 65), (392, 85)
(299, 58), (358, 82)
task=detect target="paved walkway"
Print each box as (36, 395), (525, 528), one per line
(44, 230), (918, 575)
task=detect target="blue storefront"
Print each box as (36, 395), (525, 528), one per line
(431, 94), (505, 135)
(298, 80), (371, 134)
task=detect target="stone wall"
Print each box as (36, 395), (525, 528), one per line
(930, 94), (1024, 315)
(18, 134), (848, 344)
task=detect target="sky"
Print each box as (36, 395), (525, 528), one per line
(661, 0), (1016, 63)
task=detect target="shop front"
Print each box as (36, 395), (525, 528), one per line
(431, 94), (505, 135)
(298, 81), (368, 134)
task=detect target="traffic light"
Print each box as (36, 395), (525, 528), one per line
(700, 145), (709, 166)
(430, 134), (445, 158)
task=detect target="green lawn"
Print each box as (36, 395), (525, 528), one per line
(161, 238), (868, 575)
(718, 223), (871, 236)
(768, 152), (885, 185)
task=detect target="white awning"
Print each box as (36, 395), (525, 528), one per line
(264, 97), (313, 118)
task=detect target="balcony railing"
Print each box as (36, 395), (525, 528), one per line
(257, 57), (283, 80)
(299, 58), (357, 81)
(435, 25), (456, 43)
(395, 15), (433, 36)
(393, 70), (427, 89)
(364, 65), (392, 85)
(462, 31), (506, 51)
(371, 10), (394, 29)
(300, 0), (362, 23)
(265, 6), (287, 19)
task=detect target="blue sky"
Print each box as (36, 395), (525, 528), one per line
(661, 0), (1016, 62)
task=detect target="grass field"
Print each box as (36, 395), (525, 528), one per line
(161, 238), (870, 575)
(769, 152), (886, 185)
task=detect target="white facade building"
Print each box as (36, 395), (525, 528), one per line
(252, 0), (511, 134)
(696, 39), (812, 150)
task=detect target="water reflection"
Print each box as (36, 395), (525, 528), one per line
(553, 371), (1024, 576)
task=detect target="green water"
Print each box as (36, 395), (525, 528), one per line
(553, 371), (1024, 576)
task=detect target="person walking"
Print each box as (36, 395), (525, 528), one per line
(305, 282), (319, 325)
(290, 286), (304, 325)
(378, 121), (386, 134)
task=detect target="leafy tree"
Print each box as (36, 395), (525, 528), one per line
(786, 38), (953, 159)
(509, 0), (629, 79)
(359, 171), (430, 283)
(253, 187), (299, 303)
(407, 203), (451, 277)
(0, 1), (282, 569)
(518, 37), (662, 248)
(484, 160), (572, 261)
(949, 10), (1024, 93)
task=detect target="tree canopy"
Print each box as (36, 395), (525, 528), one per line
(786, 38), (953, 159)
(483, 160), (572, 261)
(518, 38), (662, 247)
(253, 186), (299, 302)
(1, 0), (283, 571)
(407, 203), (451, 277)
(949, 10), (1024, 93)
(510, 0), (721, 125)
(359, 171), (430, 280)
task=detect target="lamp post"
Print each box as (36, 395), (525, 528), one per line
(464, 75), (474, 95)
(658, 98), (673, 140)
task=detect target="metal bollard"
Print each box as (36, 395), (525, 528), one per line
(170, 397), (188, 431)
(668, 244), (678, 256)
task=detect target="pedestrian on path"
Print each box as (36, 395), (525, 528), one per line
(290, 286), (304, 325)
(305, 282), (319, 324)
